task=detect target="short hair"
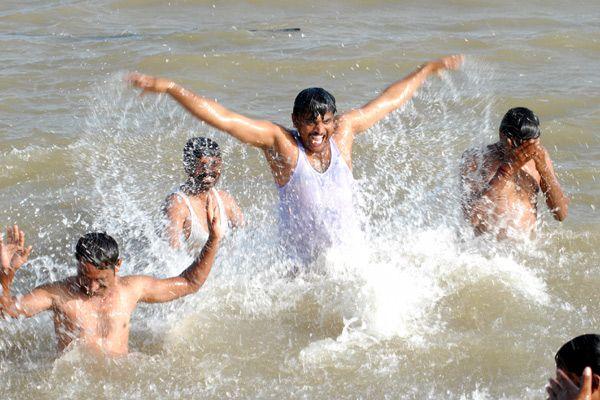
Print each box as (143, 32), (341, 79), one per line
(183, 137), (221, 176)
(75, 232), (119, 270)
(555, 334), (600, 375)
(292, 87), (337, 119)
(499, 107), (541, 143)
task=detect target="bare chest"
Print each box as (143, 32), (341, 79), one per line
(54, 290), (136, 342)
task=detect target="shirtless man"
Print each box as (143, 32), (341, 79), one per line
(128, 55), (462, 262)
(460, 107), (568, 239)
(165, 136), (242, 255)
(0, 196), (222, 356)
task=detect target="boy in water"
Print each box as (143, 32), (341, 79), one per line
(0, 196), (222, 357)
(547, 334), (600, 400)
(164, 137), (243, 255)
(460, 107), (568, 239)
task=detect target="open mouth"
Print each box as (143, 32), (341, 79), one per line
(309, 134), (324, 147)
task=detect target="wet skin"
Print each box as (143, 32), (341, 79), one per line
(164, 156), (243, 250)
(461, 136), (568, 239)
(0, 206), (223, 356)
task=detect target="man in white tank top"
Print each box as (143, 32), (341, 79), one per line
(129, 55), (463, 263)
(164, 137), (243, 256)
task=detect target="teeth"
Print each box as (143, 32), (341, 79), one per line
(311, 135), (323, 145)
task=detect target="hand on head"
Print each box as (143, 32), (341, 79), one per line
(508, 138), (549, 169)
(0, 224), (32, 275)
(547, 367), (593, 400)
(206, 194), (223, 241)
(126, 72), (174, 94)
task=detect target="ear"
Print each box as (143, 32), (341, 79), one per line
(291, 113), (299, 129)
(114, 259), (122, 274)
(592, 373), (600, 392)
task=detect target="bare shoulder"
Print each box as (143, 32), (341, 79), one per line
(41, 278), (78, 299)
(164, 192), (189, 217)
(120, 275), (155, 295)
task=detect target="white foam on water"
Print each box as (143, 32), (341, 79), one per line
(1, 61), (577, 399)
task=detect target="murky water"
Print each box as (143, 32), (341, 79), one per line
(1, 1), (599, 399)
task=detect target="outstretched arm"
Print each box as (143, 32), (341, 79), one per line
(136, 195), (223, 304)
(533, 144), (569, 221)
(0, 224), (53, 318)
(128, 73), (287, 150)
(341, 55), (463, 135)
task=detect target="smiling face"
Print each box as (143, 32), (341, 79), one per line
(293, 111), (335, 154)
(187, 156), (222, 194)
(76, 260), (119, 297)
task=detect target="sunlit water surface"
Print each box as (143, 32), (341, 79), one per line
(0, 1), (598, 399)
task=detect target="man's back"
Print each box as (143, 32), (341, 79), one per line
(461, 144), (541, 238)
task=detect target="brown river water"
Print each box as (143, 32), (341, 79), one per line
(0, 1), (599, 399)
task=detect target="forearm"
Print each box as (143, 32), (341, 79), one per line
(538, 167), (569, 221)
(350, 61), (439, 133)
(0, 295), (21, 318)
(1, 271), (15, 297)
(166, 84), (230, 131)
(179, 235), (220, 292)
(378, 62), (438, 110)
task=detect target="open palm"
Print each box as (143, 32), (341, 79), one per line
(0, 225), (32, 273)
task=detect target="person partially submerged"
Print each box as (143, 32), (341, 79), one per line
(546, 334), (600, 400)
(0, 196), (222, 357)
(164, 137), (242, 255)
(128, 55), (463, 263)
(460, 107), (569, 239)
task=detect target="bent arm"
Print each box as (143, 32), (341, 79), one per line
(536, 151), (569, 221)
(343, 56), (463, 135)
(137, 236), (220, 303)
(1, 285), (54, 318)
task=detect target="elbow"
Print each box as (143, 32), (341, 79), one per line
(552, 197), (570, 222)
(553, 206), (568, 222)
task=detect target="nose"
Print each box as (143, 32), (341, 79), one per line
(314, 122), (326, 135)
(89, 280), (100, 293)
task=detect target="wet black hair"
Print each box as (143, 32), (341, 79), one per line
(75, 232), (119, 270)
(499, 107), (541, 145)
(555, 334), (600, 376)
(183, 137), (221, 176)
(292, 87), (337, 120)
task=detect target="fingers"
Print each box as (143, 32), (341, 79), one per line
(18, 227), (25, 248)
(557, 368), (578, 390)
(206, 193), (215, 224)
(580, 367), (592, 400)
(442, 54), (464, 70)
(545, 383), (557, 400)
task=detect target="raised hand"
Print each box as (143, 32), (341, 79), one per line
(439, 54), (464, 71)
(0, 225), (32, 274)
(547, 368), (592, 400)
(127, 72), (174, 94)
(496, 139), (540, 179)
(206, 194), (224, 241)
